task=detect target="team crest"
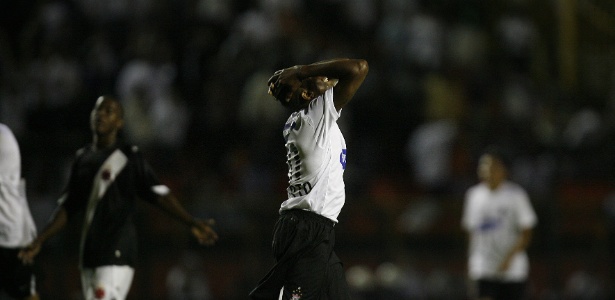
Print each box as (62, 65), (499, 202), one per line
(291, 287), (302, 300)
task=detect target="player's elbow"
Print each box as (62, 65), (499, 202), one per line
(353, 59), (369, 78)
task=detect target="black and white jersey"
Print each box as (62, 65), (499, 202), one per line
(59, 143), (169, 269)
(279, 88), (347, 223)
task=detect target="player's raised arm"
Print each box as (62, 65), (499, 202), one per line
(269, 58), (369, 110)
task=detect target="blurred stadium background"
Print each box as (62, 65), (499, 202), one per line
(1, 0), (615, 299)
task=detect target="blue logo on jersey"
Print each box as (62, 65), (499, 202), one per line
(478, 217), (501, 232)
(340, 149), (347, 169)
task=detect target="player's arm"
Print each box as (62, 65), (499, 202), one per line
(270, 58), (369, 110)
(156, 193), (218, 246)
(18, 206), (69, 265)
(498, 227), (533, 272)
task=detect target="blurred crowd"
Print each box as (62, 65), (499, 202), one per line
(1, 0), (615, 299)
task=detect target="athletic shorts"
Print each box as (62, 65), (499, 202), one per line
(476, 279), (528, 300)
(81, 265), (135, 300)
(250, 209), (350, 300)
(0, 247), (37, 298)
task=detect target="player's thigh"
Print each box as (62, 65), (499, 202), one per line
(282, 245), (330, 299)
(82, 265), (135, 300)
(476, 279), (500, 300)
(499, 281), (527, 300)
(322, 261), (350, 300)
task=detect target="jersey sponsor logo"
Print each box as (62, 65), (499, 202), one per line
(478, 217), (501, 232)
(287, 182), (313, 198)
(340, 149), (347, 169)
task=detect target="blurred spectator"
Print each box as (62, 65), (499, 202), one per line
(406, 119), (458, 194)
(116, 29), (190, 162)
(166, 250), (212, 300)
(374, 262), (424, 299)
(564, 270), (608, 300)
(346, 264), (376, 300)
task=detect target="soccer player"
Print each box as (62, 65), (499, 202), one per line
(249, 58), (369, 300)
(461, 146), (537, 300)
(0, 123), (39, 300)
(18, 96), (218, 300)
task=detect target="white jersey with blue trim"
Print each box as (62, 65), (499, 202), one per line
(462, 180), (537, 281)
(0, 123), (37, 247)
(279, 88), (347, 223)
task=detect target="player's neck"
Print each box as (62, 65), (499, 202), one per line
(487, 180), (504, 190)
(93, 134), (117, 150)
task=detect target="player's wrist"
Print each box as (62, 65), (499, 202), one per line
(294, 65), (307, 80)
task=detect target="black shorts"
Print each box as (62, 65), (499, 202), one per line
(477, 279), (527, 300)
(0, 247), (37, 298)
(250, 209), (350, 300)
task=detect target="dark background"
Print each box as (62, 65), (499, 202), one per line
(1, 0), (615, 299)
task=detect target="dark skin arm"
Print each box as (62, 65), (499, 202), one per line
(18, 207), (68, 265)
(156, 193), (218, 246)
(269, 58), (369, 110)
(18, 194), (218, 265)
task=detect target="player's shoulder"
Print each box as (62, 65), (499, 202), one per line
(122, 144), (141, 153)
(0, 123), (9, 133)
(118, 144), (144, 159)
(501, 181), (527, 193)
(467, 182), (487, 194)
(0, 123), (17, 142)
(75, 145), (90, 157)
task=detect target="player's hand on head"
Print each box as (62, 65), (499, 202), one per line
(191, 218), (218, 246)
(268, 66), (302, 102)
(267, 70), (283, 87)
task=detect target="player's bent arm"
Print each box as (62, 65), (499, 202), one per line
(509, 227), (533, 254)
(498, 227), (533, 272)
(272, 59), (369, 110)
(156, 194), (218, 245)
(295, 59), (368, 110)
(18, 207), (68, 264)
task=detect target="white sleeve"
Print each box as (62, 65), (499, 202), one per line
(305, 88), (339, 148)
(0, 124), (21, 178)
(516, 189), (537, 229)
(461, 189), (476, 231)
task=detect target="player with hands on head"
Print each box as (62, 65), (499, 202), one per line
(250, 58), (368, 300)
(18, 95), (218, 300)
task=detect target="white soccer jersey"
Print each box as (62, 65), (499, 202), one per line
(279, 88), (347, 222)
(462, 181), (537, 281)
(0, 123), (37, 247)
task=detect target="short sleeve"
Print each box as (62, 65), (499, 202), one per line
(305, 88), (339, 148)
(461, 188), (476, 231)
(60, 150), (88, 218)
(129, 146), (169, 203)
(516, 189), (537, 229)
